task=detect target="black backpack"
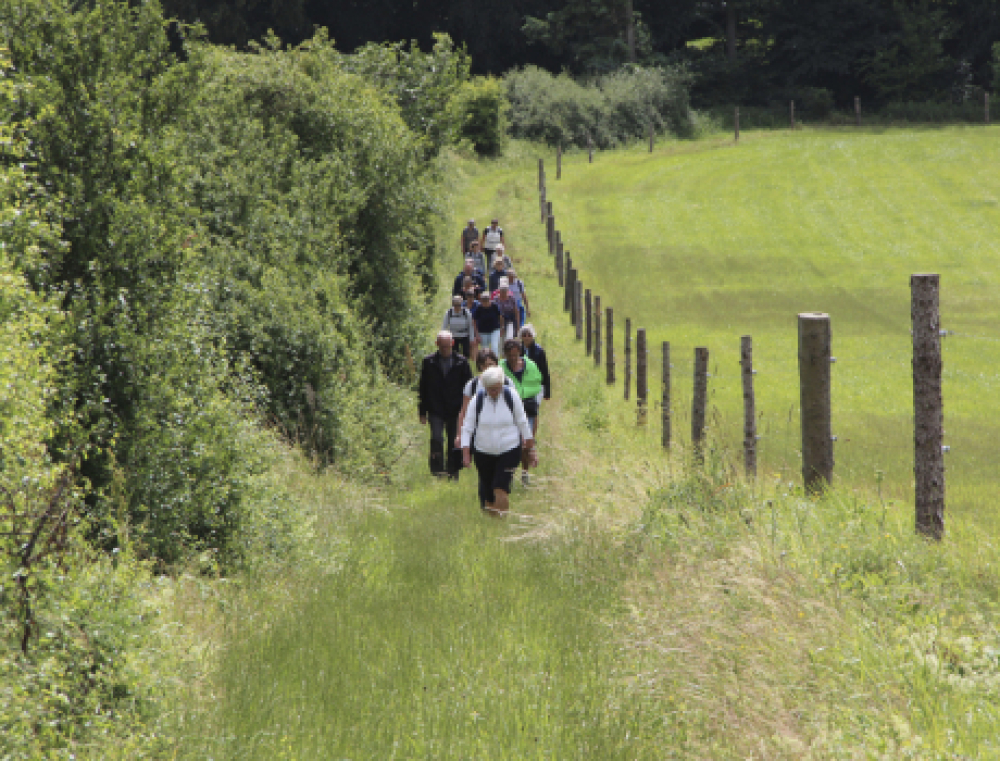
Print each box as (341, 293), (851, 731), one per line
(474, 386), (515, 419)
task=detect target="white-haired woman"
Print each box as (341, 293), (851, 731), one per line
(461, 366), (536, 515)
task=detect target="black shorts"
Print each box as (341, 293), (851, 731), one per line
(473, 446), (522, 505)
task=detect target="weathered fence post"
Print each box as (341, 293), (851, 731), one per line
(606, 307), (615, 384)
(911, 274), (944, 540)
(790, 100), (795, 129)
(855, 96), (861, 126)
(588, 134), (593, 163)
(987, 92), (991, 125)
(735, 106), (740, 142)
(585, 289), (593, 355)
(648, 124), (654, 153)
(538, 158), (544, 191)
(741, 335), (757, 479)
(556, 238), (564, 286)
(594, 296), (602, 366)
(636, 328), (648, 426)
(662, 341), (671, 449)
(540, 189), (547, 224)
(798, 312), (833, 494)
(564, 253), (573, 312)
(692, 347), (709, 460)
(624, 318), (632, 401)
(575, 280), (583, 340)
(547, 214), (555, 256)
(557, 144), (562, 180)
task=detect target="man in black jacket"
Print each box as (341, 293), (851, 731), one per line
(418, 331), (474, 479)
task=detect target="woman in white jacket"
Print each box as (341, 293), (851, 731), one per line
(461, 366), (536, 515)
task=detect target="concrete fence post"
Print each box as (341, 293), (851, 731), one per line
(798, 312), (833, 493)
(637, 328), (648, 426)
(741, 335), (757, 479)
(662, 341), (671, 449)
(692, 347), (709, 460)
(911, 274), (944, 540)
(606, 307), (615, 384)
(594, 296), (602, 366)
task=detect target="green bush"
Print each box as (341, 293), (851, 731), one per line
(448, 76), (509, 156)
(505, 64), (694, 148)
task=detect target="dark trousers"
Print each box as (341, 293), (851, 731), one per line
(428, 412), (461, 477)
(473, 446), (522, 507)
(454, 336), (471, 357)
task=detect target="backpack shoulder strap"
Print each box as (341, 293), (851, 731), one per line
(503, 387), (515, 415)
(475, 388), (486, 418)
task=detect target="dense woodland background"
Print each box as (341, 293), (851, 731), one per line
(164, 0), (1000, 108)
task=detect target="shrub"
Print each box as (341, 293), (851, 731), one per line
(448, 76), (510, 156)
(505, 64), (694, 148)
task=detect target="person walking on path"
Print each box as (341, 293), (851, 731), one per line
(442, 295), (474, 357)
(461, 219), (479, 258)
(473, 290), (503, 357)
(418, 331), (473, 479)
(481, 218), (504, 262)
(461, 366), (536, 515)
(453, 349), (513, 448)
(467, 240), (487, 279)
(488, 253), (508, 293)
(519, 324), (550, 436)
(507, 268), (530, 327)
(500, 338), (544, 485)
(493, 277), (520, 340)
(453, 259), (486, 298)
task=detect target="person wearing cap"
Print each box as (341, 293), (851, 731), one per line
(418, 330), (473, 479)
(473, 289), (503, 357)
(453, 258), (486, 298)
(442, 295), (474, 357)
(494, 243), (513, 272)
(467, 240), (487, 279)
(507, 268), (530, 326)
(461, 218), (479, 257)
(519, 324), (550, 436)
(460, 365), (536, 515)
(493, 277), (520, 340)
(481, 218), (503, 260)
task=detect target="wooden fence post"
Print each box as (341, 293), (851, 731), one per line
(588, 134), (593, 163)
(547, 214), (555, 256)
(662, 341), (671, 449)
(636, 328), (648, 426)
(606, 307), (615, 384)
(987, 92), (991, 125)
(540, 189), (546, 224)
(585, 289), (593, 355)
(594, 296), (602, 366)
(557, 144), (562, 180)
(855, 96), (861, 126)
(692, 347), (709, 460)
(538, 158), (544, 191)
(798, 312), (833, 494)
(624, 318), (632, 401)
(556, 238), (564, 286)
(741, 335), (757, 479)
(575, 280), (583, 341)
(564, 253), (573, 312)
(735, 106), (740, 142)
(648, 124), (654, 153)
(911, 274), (944, 540)
(790, 100), (795, 129)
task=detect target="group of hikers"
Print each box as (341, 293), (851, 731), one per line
(418, 218), (552, 516)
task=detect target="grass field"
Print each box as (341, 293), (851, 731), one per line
(476, 127), (1000, 530)
(167, 129), (1000, 759)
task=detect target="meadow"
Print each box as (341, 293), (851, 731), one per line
(166, 130), (1000, 759)
(516, 127), (1000, 528)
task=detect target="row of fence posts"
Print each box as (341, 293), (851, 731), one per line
(731, 92), (993, 142)
(538, 156), (946, 540)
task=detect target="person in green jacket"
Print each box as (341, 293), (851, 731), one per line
(501, 338), (544, 484)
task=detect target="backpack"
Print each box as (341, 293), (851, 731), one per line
(475, 386), (515, 419)
(445, 307), (471, 331)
